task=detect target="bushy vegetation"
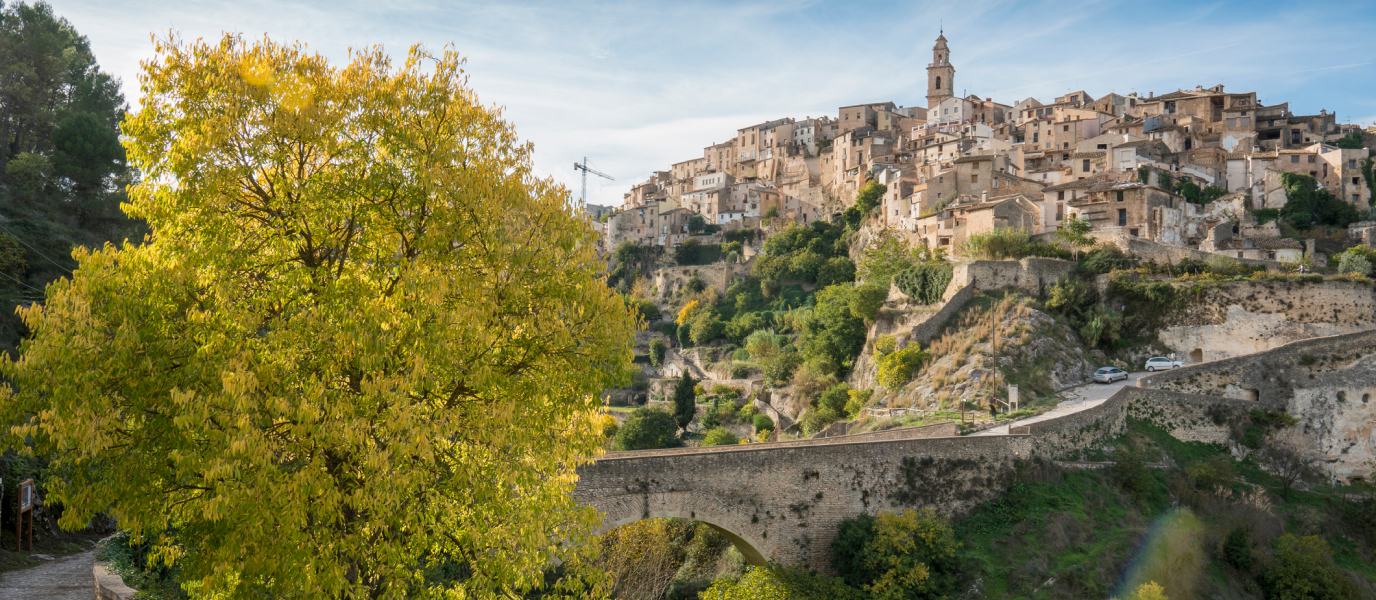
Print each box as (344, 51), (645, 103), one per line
(893, 263), (953, 305)
(875, 345), (927, 389)
(676, 238), (723, 266)
(614, 407), (682, 451)
(701, 427), (740, 447)
(1279, 172), (1361, 229)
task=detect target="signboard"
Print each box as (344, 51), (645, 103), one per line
(18, 479), (32, 511)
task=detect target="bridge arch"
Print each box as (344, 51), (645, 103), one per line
(597, 512), (767, 567)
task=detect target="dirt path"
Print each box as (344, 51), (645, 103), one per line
(0, 550), (94, 600)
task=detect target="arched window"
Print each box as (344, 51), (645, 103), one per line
(935, 76), (942, 90)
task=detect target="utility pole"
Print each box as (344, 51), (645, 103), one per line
(573, 157), (613, 211)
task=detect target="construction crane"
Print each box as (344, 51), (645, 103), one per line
(573, 157), (613, 210)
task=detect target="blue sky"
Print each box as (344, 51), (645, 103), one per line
(48, 0), (1376, 207)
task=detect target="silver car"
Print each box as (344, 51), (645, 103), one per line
(1093, 367), (1129, 383)
(1144, 357), (1185, 371)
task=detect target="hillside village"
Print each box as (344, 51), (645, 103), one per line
(598, 33), (1373, 261)
(593, 31), (1376, 446)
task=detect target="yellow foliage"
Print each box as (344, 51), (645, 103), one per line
(0, 35), (637, 600)
(677, 299), (701, 325)
(1129, 581), (1169, 600)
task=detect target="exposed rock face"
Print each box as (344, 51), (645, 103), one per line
(1160, 280), (1375, 363)
(1288, 353), (1376, 482)
(880, 303), (1100, 410)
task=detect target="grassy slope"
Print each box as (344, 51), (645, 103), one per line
(953, 420), (1376, 599)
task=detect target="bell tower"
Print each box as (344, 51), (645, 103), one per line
(926, 30), (955, 112)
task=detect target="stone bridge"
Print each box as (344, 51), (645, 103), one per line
(574, 330), (1376, 572)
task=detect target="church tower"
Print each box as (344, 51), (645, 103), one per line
(926, 31), (955, 111)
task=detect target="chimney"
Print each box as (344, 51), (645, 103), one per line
(1149, 91), (1154, 98)
(981, 190), (989, 203)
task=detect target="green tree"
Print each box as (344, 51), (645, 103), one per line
(1, 37), (637, 599)
(1055, 216), (1094, 260)
(855, 181), (887, 214)
(672, 371), (698, 431)
(688, 213), (706, 233)
(801, 284), (884, 374)
(51, 110), (124, 191)
(649, 337), (667, 367)
(615, 408), (681, 451)
(857, 228), (916, 287)
(832, 509), (961, 600)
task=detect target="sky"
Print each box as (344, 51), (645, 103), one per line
(44, 0), (1376, 208)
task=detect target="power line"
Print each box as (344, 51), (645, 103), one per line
(0, 222), (73, 274)
(0, 269), (45, 295)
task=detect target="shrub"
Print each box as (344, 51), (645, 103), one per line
(649, 338), (667, 367)
(761, 352), (803, 385)
(730, 363), (750, 378)
(1043, 275), (1089, 315)
(629, 298), (659, 322)
(731, 348), (749, 361)
(876, 346), (927, 389)
(724, 228), (761, 244)
(753, 414), (774, 433)
(744, 329), (784, 358)
(675, 238), (722, 265)
(1079, 246), (1132, 274)
(799, 407), (842, 436)
(1263, 534), (1360, 599)
(1338, 251), (1373, 276)
(873, 334), (896, 356)
(893, 263), (954, 305)
(687, 214), (706, 233)
(844, 388), (872, 419)
(1077, 304), (1122, 348)
(701, 427), (739, 447)
(614, 408), (681, 451)
(677, 322), (692, 347)
(958, 227), (1030, 260)
(1222, 526), (1252, 570)
(1252, 208), (1280, 225)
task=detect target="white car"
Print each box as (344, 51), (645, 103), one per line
(1093, 367), (1129, 383)
(1144, 357), (1185, 371)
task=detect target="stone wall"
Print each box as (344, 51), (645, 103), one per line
(1159, 280), (1375, 362)
(652, 261), (753, 300)
(1089, 231), (1280, 269)
(1140, 329), (1376, 480)
(950, 257), (1078, 296)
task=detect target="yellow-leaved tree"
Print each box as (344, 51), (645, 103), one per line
(0, 34), (637, 599)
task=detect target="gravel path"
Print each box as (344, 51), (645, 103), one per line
(0, 550), (94, 600)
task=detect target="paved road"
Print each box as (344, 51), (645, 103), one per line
(0, 550), (94, 600)
(973, 372), (1148, 436)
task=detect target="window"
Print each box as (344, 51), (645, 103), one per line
(1058, 191), (1065, 200)
(1291, 155), (1299, 163)
(1063, 143), (1070, 149)
(1083, 159), (1091, 172)
(1118, 209), (1127, 226)
(1116, 191), (1125, 202)
(1350, 160), (1359, 169)
(1032, 132), (1039, 142)
(1240, 117), (1250, 126)
(1307, 155), (1317, 164)
(1129, 228), (1139, 237)
(1062, 153), (1069, 160)
(1097, 144), (1108, 150)
(1227, 118), (1236, 127)
(971, 174), (979, 183)
(1355, 195), (1362, 203)
(1063, 125), (1070, 132)
(936, 76), (941, 90)
(1056, 203), (1064, 220)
